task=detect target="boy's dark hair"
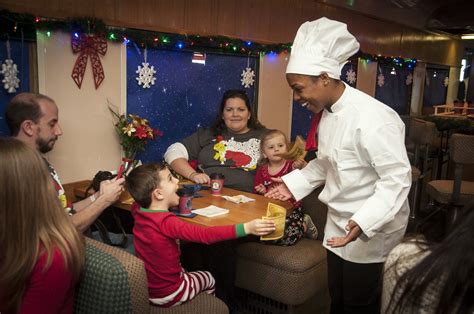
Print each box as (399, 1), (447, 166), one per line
(125, 163), (167, 208)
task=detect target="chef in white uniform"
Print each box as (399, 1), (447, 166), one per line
(266, 17), (412, 314)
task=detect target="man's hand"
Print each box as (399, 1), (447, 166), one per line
(99, 177), (125, 204)
(254, 184), (267, 194)
(264, 177), (293, 201)
(326, 220), (362, 248)
(191, 173), (210, 184)
(243, 219), (275, 236)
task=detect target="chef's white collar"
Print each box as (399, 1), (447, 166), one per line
(328, 81), (349, 113)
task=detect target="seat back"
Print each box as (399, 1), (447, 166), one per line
(409, 118), (438, 174)
(74, 238), (150, 313)
(450, 134), (474, 203)
(450, 133), (474, 165)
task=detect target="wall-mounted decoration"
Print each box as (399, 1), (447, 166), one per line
(0, 40), (20, 93)
(70, 33), (107, 89)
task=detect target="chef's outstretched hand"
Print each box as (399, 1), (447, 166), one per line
(326, 220), (362, 248)
(264, 178), (293, 201)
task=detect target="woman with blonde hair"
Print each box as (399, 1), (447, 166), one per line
(0, 138), (85, 313)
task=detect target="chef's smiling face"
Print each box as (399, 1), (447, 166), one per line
(286, 73), (332, 113)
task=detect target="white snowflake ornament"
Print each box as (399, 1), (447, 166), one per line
(1, 59), (20, 93)
(345, 68), (357, 85)
(406, 73), (413, 85)
(377, 73), (385, 87)
(241, 67), (255, 88)
(444, 76), (449, 87)
(136, 62), (156, 88)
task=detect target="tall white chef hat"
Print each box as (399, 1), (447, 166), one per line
(286, 17), (360, 79)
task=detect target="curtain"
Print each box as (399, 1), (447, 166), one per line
(423, 68), (449, 107)
(375, 64), (413, 114)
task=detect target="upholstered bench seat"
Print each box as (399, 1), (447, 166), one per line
(235, 239), (327, 306)
(75, 238), (228, 313)
(235, 187), (330, 313)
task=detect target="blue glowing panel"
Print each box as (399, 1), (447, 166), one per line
(291, 100), (313, 141)
(0, 40), (30, 136)
(127, 47), (257, 162)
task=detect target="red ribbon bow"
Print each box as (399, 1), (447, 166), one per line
(71, 34), (107, 89)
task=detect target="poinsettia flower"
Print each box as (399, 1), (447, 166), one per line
(135, 125), (149, 139)
(122, 124), (136, 136)
(109, 105), (161, 157)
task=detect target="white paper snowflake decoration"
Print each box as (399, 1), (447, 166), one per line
(377, 72), (385, 87)
(136, 48), (156, 88)
(1, 40), (20, 93)
(345, 68), (357, 85)
(406, 73), (413, 85)
(1, 59), (20, 93)
(241, 55), (255, 88)
(444, 76), (449, 87)
(241, 67), (255, 88)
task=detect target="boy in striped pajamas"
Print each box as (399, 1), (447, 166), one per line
(126, 163), (275, 307)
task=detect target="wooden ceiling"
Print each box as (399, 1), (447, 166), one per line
(318, 0), (474, 36)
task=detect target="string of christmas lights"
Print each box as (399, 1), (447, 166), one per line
(0, 9), (417, 67)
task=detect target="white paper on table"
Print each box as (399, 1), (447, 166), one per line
(192, 205), (229, 217)
(221, 195), (256, 204)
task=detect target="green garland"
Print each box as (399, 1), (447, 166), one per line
(423, 115), (474, 134)
(0, 9), (416, 66)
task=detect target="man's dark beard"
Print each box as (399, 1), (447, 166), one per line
(37, 137), (55, 154)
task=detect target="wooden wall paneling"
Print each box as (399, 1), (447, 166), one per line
(326, 7), (402, 57)
(135, 0), (164, 30)
(152, 0), (186, 33)
(400, 28), (463, 66)
(114, 0), (139, 30)
(72, 0), (95, 17)
(215, 0), (237, 38)
(93, 0), (116, 22)
(184, 0), (216, 35)
(0, 0), (465, 67)
(399, 28), (428, 61)
(234, 0), (271, 42)
(267, 0), (305, 43)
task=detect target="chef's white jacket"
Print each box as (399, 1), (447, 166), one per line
(283, 83), (411, 263)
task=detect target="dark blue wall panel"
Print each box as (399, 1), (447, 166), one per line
(0, 40), (30, 136)
(127, 47), (257, 162)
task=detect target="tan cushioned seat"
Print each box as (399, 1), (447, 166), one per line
(426, 180), (474, 204)
(236, 239), (327, 305)
(150, 293), (228, 313)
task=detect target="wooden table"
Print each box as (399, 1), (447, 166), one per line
(74, 181), (293, 227)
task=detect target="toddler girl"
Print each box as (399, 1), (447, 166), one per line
(254, 129), (318, 245)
